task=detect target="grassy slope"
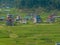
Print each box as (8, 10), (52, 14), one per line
(0, 23), (60, 45)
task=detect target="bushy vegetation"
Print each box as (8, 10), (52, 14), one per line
(0, 0), (60, 10)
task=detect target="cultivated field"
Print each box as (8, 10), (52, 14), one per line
(0, 8), (60, 45)
(0, 23), (60, 45)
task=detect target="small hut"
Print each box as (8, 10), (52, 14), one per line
(6, 14), (14, 26)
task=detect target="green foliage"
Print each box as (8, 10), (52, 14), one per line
(0, 0), (60, 10)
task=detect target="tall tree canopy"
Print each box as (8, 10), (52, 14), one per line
(0, 0), (60, 10)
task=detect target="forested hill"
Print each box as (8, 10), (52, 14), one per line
(0, 0), (60, 10)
